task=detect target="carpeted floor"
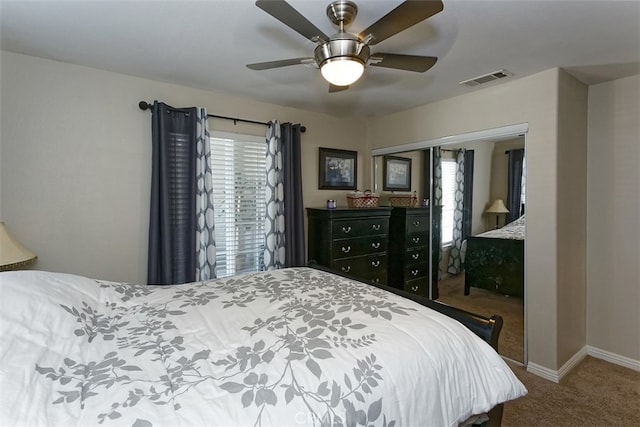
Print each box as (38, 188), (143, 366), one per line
(503, 356), (640, 426)
(435, 273), (524, 362)
(435, 274), (640, 426)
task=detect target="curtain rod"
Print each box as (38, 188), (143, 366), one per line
(138, 101), (306, 133)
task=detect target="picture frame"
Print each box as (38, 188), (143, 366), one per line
(383, 155), (412, 191)
(318, 147), (357, 190)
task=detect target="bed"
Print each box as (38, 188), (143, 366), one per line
(464, 216), (525, 298)
(0, 265), (526, 426)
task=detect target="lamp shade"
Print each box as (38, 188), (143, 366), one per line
(0, 222), (37, 271)
(485, 199), (510, 214)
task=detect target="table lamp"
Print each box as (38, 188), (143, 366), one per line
(485, 199), (509, 229)
(0, 222), (37, 271)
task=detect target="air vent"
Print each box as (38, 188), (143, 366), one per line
(459, 69), (513, 87)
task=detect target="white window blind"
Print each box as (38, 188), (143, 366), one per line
(441, 158), (457, 246)
(210, 132), (266, 278)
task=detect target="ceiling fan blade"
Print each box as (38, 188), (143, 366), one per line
(329, 84), (350, 93)
(247, 58), (314, 70)
(358, 0), (444, 46)
(256, 0), (329, 43)
(370, 54), (437, 72)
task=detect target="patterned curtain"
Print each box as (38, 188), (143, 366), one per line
(263, 121), (305, 270)
(447, 150), (465, 275)
(432, 147), (443, 207)
(264, 121), (285, 270)
(432, 147), (443, 280)
(195, 108), (216, 280)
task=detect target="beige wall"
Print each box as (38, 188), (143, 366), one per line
(586, 74), (640, 362)
(556, 69), (588, 365)
(0, 51), (366, 283)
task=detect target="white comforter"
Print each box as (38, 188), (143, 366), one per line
(474, 215), (525, 240)
(0, 268), (526, 426)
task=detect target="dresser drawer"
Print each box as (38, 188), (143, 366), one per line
(404, 277), (429, 297)
(405, 247), (428, 265)
(331, 254), (387, 276)
(403, 262), (429, 281)
(332, 218), (388, 239)
(405, 216), (429, 234)
(331, 237), (387, 260)
(406, 232), (428, 248)
(362, 269), (388, 286)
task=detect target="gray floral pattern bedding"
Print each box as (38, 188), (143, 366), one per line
(474, 215), (525, 240)
(0, 268), (526, 426)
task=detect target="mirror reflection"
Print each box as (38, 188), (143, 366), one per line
(373, 136), (526, 363)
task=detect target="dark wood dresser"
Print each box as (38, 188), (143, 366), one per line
(388, 207), (431, 297)
(306, 207), (392, 285)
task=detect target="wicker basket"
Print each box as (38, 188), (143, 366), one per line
(388, 194), (418, 207)
(346, 191), (380, 208)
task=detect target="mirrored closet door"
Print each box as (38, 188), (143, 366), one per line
(372, 133), (526, 363)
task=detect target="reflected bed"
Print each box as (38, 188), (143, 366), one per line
(464, 216), (525, 298)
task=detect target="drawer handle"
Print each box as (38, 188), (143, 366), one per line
(413, 220), (420, 227)
(371, 242), (381, 249)
(412, 253), (420, 260)
(342, 226), (352, 234)
(341, 246), (351, 254)
(341, 266), (351, 273)
(372, 224), (381, 231)
(412, 237), (420, 244)
(371, 260), (381, 268)
(372, 278), (380, 284)
(411, 285), (419, 292)
(411, 269), (419, 276)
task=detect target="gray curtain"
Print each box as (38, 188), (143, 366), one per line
(447, 150), (465, 275)
(462, 150), (474, 241)
(282, 123), (305, 267)
(507, 148), (525, 222)
(263, 121), (305, 270)
(148, 102), (198, 285)
(147, 101), (215, 285)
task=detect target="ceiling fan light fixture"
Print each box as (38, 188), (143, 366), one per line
(315, 34), (369, 87)
(320, 57), (365, 86)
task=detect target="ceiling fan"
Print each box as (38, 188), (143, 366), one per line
(247, 0), (444, 92)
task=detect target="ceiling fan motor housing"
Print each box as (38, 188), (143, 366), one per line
(314, 33), (370, 68)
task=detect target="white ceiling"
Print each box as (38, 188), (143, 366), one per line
(1, 0), (639, 118)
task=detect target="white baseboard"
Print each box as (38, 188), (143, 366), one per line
(526, 362), (561, 383)
(587, 346), (640, 372)
(526, 347), (587, 383)
(526, 346), (640, 382)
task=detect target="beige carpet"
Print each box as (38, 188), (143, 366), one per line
(435, 273), (524, 362)
(503, 356), (640, 426)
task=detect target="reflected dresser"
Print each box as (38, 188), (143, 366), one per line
(388, 207), (431, 297)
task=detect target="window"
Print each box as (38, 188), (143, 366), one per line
(440, 158), (457, 246)
(210, 132), (266, 278)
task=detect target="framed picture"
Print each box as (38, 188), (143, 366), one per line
(318, 147), (357, 190)
(383, 155), (412, 191)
